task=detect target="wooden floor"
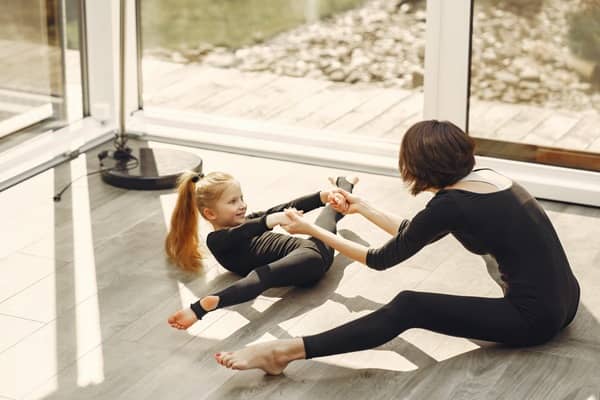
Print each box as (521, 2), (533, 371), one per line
(1, 139), (599, 399)
(143, 59), (600, 152)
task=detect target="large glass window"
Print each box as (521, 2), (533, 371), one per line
(0, 0), (82, 154)
(140, 0), (427, 143)
(469, 0), (600, 170)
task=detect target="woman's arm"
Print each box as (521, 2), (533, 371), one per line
(331, 188), (405, 236)
(283, 194), (459, 271)
(355, 200), (407, 236)
(304, 223), (368, 264)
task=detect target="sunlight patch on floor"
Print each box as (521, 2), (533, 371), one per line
(71, 155), (104, 386)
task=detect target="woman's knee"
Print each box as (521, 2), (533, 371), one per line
(383, 290), (422, 318)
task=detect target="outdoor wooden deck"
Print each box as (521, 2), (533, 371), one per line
(143, 59), (600, 153)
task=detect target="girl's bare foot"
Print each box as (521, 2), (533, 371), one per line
(215, 338), (306, 375)
(328, 175), (359, 187)
(167, 295), (220, 330)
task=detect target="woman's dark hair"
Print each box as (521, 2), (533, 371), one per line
(399, 120), (475, 195)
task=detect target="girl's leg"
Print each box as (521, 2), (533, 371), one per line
(169, 248), (328, 328)
(201, 177), (357, 315)
(216, 291), (547, 374)
(315, 176), (355, 234)
(308, 176), (356, 267)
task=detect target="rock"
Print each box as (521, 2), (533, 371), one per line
(170, 52), (188, 64)
(329, 68), (347, 82)
(239, 61), (271, 72)
(520, 67), (541, 82)
(411, 68), (424, 87)
(345, 69), (364, 83)
(496, 71), (520, 84)
(204, 51), (238, 68)
(482, 49), (497, 62)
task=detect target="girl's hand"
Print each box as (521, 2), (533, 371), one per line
(280, 208), (312, 235)
(328, 188), (361, 215)
(280, 209), (303, 226)
(268, 210), (303, 228)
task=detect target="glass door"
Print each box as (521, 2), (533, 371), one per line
(0, 0), (83, 154)
(137, 0), (428, 144)
(468, 0), (600, 172)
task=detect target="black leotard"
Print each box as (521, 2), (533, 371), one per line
(301, 172), (580, 358)
(189, 178), (355, 320)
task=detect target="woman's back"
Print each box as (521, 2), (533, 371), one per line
(439, 169), (579, 328)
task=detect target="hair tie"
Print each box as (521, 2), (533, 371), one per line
(191, 172), (204, 183)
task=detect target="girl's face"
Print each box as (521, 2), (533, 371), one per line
(206, 181), (247, 227)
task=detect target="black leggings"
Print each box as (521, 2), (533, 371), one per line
(192, 179), (352, 318)
(302, 290), (567, 359)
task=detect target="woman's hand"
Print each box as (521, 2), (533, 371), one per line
(280, 208), (313, 235)
(328, 188), (362, 215)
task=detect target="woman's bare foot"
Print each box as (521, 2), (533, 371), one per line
(215, 338), (306, 375)
(167, 295), (220, 330)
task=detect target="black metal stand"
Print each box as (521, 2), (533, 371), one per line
(100, 0), (202, 190)
(101, 146), (203, 190)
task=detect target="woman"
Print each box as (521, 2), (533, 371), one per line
(165, 170), (358, 329)
(213, 120), (580, 375)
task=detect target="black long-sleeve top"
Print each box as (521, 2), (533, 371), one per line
(206, 192), (324, 276)
(366, 179), (580, 329)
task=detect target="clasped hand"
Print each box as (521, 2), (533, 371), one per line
(279, 189), (353, 234)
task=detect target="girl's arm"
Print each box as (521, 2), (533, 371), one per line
(208, 192), (330, 253)
(208, 212), (292, 254)
(246, 191), (329, 219)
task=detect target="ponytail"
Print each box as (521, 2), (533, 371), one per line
(165, 171), (205, 272)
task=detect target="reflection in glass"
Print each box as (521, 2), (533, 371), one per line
(0, 0), (81, 153)
(141, 0), (427, 142)
(469, 0), (600, 159)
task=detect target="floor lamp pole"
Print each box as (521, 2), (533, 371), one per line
(100, 0), (203, 190)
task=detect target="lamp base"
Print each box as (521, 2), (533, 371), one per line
(100, 146), (203, 190)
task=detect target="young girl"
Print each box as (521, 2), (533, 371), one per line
(165, 171), (358, 330)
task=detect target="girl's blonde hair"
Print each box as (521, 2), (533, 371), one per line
(165, 170), (235, 272)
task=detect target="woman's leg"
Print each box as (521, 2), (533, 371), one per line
(216, 290), (543, 373)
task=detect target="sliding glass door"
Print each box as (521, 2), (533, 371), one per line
(138, 0), (427, 143)
(468, 0), (600, 172)
(0, 0), (83, 153)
